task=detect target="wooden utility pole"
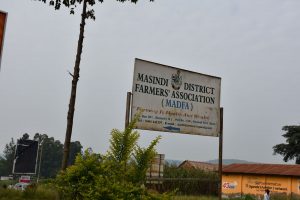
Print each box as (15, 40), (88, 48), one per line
(61, 0), (87, 171)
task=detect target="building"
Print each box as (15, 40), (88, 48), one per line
(179, 160), (218, 172)
(222, 163), (300, 199)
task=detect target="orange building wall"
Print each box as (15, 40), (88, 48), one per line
(241, 175), (266, 196)
(292, 178), (300, 198)
(222, 174), (300, 198)
(265, 176), (291, 195)
(222, 174), (242, 197)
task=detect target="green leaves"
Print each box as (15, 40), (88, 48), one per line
(273, 125), (300, 164)
(108, 129), (139, 164)
(86, 9), (95, 20)
(55, 149), (104, 200)
(35, 0), (154, 18)
(55, 114), (169, 199)
(108, 113), (140, 164)
(133, 136), (161, 184)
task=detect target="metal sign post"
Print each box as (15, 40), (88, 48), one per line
(218, 107), (224, 200)
(125, 92), (132, 129)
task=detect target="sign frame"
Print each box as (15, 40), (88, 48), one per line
(130, 58), (221, 137)
(12, 139), (39, 175)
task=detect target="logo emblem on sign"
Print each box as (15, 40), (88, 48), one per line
(171, 70), (182, 90)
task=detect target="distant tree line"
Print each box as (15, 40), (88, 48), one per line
(0, 133), (82, 178)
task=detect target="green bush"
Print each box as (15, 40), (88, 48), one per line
(55, 115), (171, 200)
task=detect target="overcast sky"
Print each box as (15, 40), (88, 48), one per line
(1, 0), (300, 164)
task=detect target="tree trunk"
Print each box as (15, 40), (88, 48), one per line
(61, 0), (87, 171)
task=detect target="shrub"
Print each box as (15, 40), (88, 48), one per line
(55, 115), (171, 200)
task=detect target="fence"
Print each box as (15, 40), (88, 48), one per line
(146, 177), (218, 196)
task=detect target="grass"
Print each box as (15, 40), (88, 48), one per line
(0, 184), (59, 200)
(0, 180), (15, 188)
(172, 196), (218, 200)
(1, 181), (219, 200)
(1, 187), (219, 200)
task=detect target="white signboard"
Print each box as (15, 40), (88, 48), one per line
(19, 176), (31, 183)
(131, 59), (221, 137)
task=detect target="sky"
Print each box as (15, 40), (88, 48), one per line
(0, 0), (300, 164)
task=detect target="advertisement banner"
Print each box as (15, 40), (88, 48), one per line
(131, 59), (221, 137)
(13, 139), (39, 174)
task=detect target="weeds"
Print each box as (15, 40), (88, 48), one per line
(0, 184), (59, 200)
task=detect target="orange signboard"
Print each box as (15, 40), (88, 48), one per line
(0, 11), (7, 69)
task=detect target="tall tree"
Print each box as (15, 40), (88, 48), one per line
(273, 125), (300, 164)
(0, 138), (16, 176)
(21, 133), (30, 140)
(35, 134), (64, 178)
(34, 133), (83, 178)
(68, 141), (83, 166)
(35, 0), (154, 170)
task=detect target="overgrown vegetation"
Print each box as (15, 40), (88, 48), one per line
(54, 115), (170, 199)
(0, 116), (170, 199)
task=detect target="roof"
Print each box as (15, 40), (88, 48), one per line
(222, 163), (300, 177)
(179, 160), (218, 171)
